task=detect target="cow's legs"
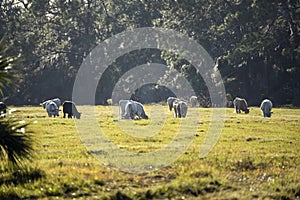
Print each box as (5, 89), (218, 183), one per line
(178, 106), (181, 118)
(130, 112), (135, 119)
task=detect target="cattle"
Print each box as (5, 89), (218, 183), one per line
(41, 98), (61, 109)
(233, 97), (249, 114)
(106, 98), (113, 105)
(260, 99), (273, 117)
(62, 101), (81, 119)
(167, 97), (179, 111)
(119, 100), (131, 119)
(124, 100), (148, 120)
(46, 101), (59, 117)
(173, 100), (188, 118)
(190, 96), (198, 107)
(0, 102), (7, 117)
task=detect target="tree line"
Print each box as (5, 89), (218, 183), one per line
(1, 0), (299, 106)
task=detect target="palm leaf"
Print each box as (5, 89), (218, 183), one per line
(0, 38), (18, 98)
(0, 119), (34, 168)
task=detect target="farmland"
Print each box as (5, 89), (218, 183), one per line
(1, 105), (299, 199)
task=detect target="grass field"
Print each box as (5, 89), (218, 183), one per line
(0, 105), (299, 199)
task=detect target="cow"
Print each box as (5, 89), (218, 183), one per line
(41, 98), (61, 109)
(260, 99), (273, 117)
(167, 97), (179, 111)
(233, 97), (249, 114)
(62, 101), (81, 119)
(0, 102), (7, 117)
(173, 100), (188, 118)
(119, 100), (131, 119)
(124, 100), (148, 120)
(190, 96), (198, 107)
(46, 101), (59, 117)
(106, 98), (113, 105)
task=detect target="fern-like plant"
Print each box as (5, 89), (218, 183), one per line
(0, 119), (33, 168)
(0, 38), (33, 168)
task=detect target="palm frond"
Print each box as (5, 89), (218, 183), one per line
(0, 38), (18, 98)
(0, 119), (34, 168)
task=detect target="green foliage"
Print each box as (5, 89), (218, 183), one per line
(0, 38), (17, 99)
(0, 0), (299, 105)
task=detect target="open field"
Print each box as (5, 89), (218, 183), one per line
(1, 105), (300, 199)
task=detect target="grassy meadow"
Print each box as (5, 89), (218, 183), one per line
(0, 105), (299, 199)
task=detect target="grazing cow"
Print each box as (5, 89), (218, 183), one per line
(190, 96), (198, 107)
(46, 101), (59, 117)
(106, 98), (113, 105)
(62, 101), (81, 119)
(233, 97), (249, 114)
(119, 100), (132, 119)
(173, 100), (188, 118)
(167, 97), (179, 111)
(0, 102), (7, 117)
(124, 101), (148, 120)
(41, 100), (51, 108)
(260, 99), (273, 117)
(41, 98), (61, 109)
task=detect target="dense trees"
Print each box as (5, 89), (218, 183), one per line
(0, 0), (299, 106)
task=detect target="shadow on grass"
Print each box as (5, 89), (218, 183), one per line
(0, 166), (45, 199)
(134, 179), (231, 200)
(0, 167), (45, 185)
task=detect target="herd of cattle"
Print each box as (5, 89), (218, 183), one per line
(40, 98), (81, 119)
(0, 96), (273, 120)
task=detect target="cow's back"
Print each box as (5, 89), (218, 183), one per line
(260, 99), (272, 117)
(124, 101), (134, 119)
(233, 97), (249, 113)
(47, 101), (58, 112)
(167, 97), (178, 111)
(180, 101), (188, 117)
(119, 100), (130, 116)
(63, 101), (72, 113)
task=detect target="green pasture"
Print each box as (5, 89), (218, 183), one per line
(0, 105), (299, 199)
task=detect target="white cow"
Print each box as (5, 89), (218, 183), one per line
(173, 100), (188, 118)
(260, 99), (273, 117)
(167, 97), (179, 111)
(190, 96), (198, 107)
(119, 100), (131, 119)
(46, 101), (59, 117)
(124, 101), (148, 120)
(41, 98), (61, 109)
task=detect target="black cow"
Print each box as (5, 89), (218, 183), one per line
(0, 102), (7, 116)
(173, 100), (188, 118)
(62, 101), (81, 119)
(233, 97), (249, 114)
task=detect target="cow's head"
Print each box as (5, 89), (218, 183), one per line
(245, 108), (250, 114)
(142, 113), (149, 120)
(266, 112), (272, 117)
(75, 112), (81, 119)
